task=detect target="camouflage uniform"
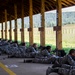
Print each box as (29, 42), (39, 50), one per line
(25, 46), (38, 58)
(33, 49), (56, 64)
(46, 54), (75, 75)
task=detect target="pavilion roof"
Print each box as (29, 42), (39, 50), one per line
(0, 0), (75, 22)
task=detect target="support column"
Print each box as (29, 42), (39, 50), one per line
(40, 0), (45, 46)
(5, 9), (7, 39)
(56, 0), (62, 50)
(29, 0), (33, 45)
(21, 0), (25, 43)
(9, 16), (12, 40)
(1, 22), (3, 39)
(14, 4), (18, 41)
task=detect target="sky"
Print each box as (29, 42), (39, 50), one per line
(62, 6), (75, 12)
(47, 6), (75, 13)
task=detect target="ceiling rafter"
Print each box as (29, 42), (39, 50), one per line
(0, 0), (75, 22)
(66, 0), (74, 5)
(45, 1), (54, 10)
(33, 0), (41, 12)
(67, 0), (75, 5)
(51, 0), (57, 6)
(61, 1), (68, 6)
(3, 12), (14, 18)
(62, 0), (72, 6)
(45, 5), (50, 11)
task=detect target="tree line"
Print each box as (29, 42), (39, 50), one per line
(15, 11), (75, 28)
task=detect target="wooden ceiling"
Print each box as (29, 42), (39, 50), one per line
(0, 0), (75, 22)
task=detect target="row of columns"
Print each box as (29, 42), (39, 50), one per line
(0, 0), (62, 50)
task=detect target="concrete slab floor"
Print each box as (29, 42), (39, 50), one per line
(0, 67), (9, 75)
(0, 55), (59, 75)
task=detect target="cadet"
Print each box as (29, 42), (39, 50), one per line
(46, 49), (75, 75)
(25, 43), (38, 58)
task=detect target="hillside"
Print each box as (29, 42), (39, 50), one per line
(12, 11), (75, 28)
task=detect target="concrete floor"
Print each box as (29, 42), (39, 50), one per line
(0, 68), (9, 75)
(0, 55), (59, 75)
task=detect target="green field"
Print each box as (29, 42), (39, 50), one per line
(0, 24), (75, 53)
